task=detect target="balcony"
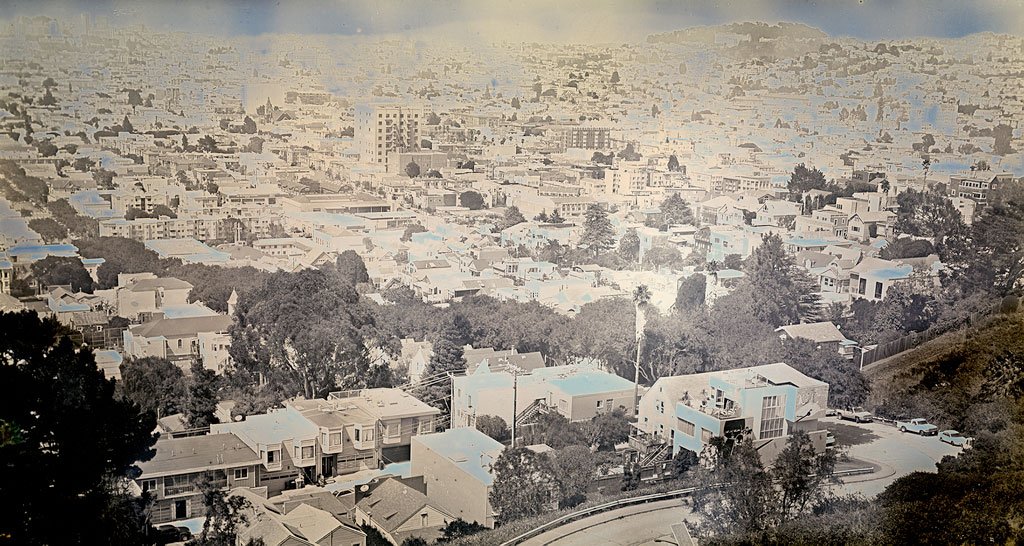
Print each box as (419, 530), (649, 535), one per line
(628, 425), (666, 453)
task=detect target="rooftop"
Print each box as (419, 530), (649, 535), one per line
(137, 433), (261, 478)
(412, 427), (503, 486)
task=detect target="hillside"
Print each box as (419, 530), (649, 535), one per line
(865, 308), (1024, 433)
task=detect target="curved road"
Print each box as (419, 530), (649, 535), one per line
(522, 418), (962, 545)
(521, 499), (691, 546)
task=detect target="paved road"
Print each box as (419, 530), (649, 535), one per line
(828, 416), (962, 498)
(520, 499), (692, 546)
(522, 418), (963, 545)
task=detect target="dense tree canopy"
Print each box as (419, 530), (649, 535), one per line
(30, 255), (93, 293)
(490, 447), (559, 523)
(0, 311), (156, 544)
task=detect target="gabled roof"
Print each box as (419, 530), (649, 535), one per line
(356, 478), (450, 533)
(129, 314), (232, 338)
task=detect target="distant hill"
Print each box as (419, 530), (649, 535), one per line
(647, 21), (829, 60)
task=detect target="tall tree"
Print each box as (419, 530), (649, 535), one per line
(788, 163), (829, 194)
(490, 447), (559, 523)
(660, 193), (694, 226)
(772, 431), (837, 525)
(744, 233), (821, 327)
(550, 445), (595, 508)
(335, 250), (370, 285)
(184, 361), (219, 428)
(0, 311), (157, 544)
(229, 269), (380, 400)
(459, 190), (485, 210)
(581, 204), (615, 255)
(119, 356), (186, 419)
(618, 228), (640, 264)
(30, 255), (93, 292)
(674, 273), (706, 313)
(499, 206), (526, 231)
(667, 154), (681, 172)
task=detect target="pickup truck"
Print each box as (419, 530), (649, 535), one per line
(897, 418), (938, 436)
(837, 407), (873, 423)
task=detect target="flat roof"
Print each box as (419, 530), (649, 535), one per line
(412, 427), (503, 486)
(137, 433), (261, 478)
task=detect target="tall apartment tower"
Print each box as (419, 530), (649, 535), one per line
(356, 103), (426, 165)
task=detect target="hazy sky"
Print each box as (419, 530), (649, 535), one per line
(6, 0), (1024, 43)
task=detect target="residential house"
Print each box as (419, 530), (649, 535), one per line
(135, 433), (261, 524)
(115, 275), (193, 319)
(354, 477), (455, 544)
(410, 427), (504, 528)
(848, 257), (914, 302)
(451, 361), (635, 429)
(325, 388), (441, 461)
(634, 363), (830, 464)
(122, 314), (232, 371)
(776, 321), (857, 358)
(232, 488), (367, 546)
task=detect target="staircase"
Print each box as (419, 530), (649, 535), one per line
(515, 399), (547, 427)
(639, 442), (671, 467)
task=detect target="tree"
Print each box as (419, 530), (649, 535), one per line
(674, 273), (706, 312)
(36, 139), (57, 156)
(475, 415), (510, 443)
(744, 233), (820, 327)
(126, 89), (143, 107)
(120, 115), (134, 134)
(229, 269), (380, 400)
(788, 163), (829, 194)
(29, 255), (93, 292)
(187, 477), (253, 546)
(490, 447), (558, 523)
(618, 228), (640, 264)
(459, 190), (485, 210)
(772, 431), (837, 524)
(39, 88), (56, 106)
(198, 135), (219, 153)
(241, 115), (257, 134)
(550, 445), (595, 508)
(667, 154), (681, 172)
(781, 339), (870, 409)
(548, 208), (564, 223)
(660, 193), (694, 226)
(880, 237), (935, 260)
(418, 316), (468, 411)
(401, 223), (427, 242)
(437, 519), (487, 542)
(245, 136), (264, 153)
(0, 311), (157, 544)
(670, 448), (699, 478)
(405, 161), (421, 178)
(894, 189), (964, 241)
(510, 97), (521, 109)
(335, 250), (370, 286)
(580, 204), (615, 255)
(692, 439), (777, 537)
(586, 407), (631, 451)
(119, 356), (186, 419)
(93, 168), (116, 189)
(499, 206), (526, 231)
(992, 123), (1016, 156)
(610, 70), (620, 83)
(184, 361), (219, 428)
(27, 217), (67, 243)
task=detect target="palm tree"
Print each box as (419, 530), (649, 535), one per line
(632, 284), (652, 413)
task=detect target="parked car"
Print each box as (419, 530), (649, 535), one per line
(153, 525), (192, 545)
(824, 408), (839, 417)
(939, 430), (973, 448)
(838, 407), (873, 423)
(825, 431), (837, 448)
(897, 418), (938, 436)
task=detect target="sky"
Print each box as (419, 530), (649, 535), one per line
(4, 0), (1024, 43)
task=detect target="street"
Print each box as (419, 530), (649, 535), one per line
(523, 417), (965, 545)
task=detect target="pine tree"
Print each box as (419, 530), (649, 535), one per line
(581, 204), (615, 255)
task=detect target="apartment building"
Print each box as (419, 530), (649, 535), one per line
(356, 103), (426, 165)
(135, 433), (261, 524)
(634, 363), (830, 464)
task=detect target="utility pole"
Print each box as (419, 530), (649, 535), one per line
(511, 366), (519, 448)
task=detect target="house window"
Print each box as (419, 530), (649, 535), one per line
(596, 400), (603, 409)
(678, 419), (696, 436)
(759, 395), (785, 439)
(302, 446), (315, 459)
(858, 278), (867, 294)
(656, 400), (664, 414)
(330, 432), (343, 446)
(354, 428), (359, 442)
(233, 468), (248, 480)
(267, 450), (277, 463)
(874, 282), (883, 299)
(140, 479), (157, 492)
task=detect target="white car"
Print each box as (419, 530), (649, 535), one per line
(939, 430), (973, 448)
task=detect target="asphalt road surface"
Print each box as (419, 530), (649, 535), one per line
(521, 498), (692, 546)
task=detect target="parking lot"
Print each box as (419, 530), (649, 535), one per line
(824, 416), (964, 497)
